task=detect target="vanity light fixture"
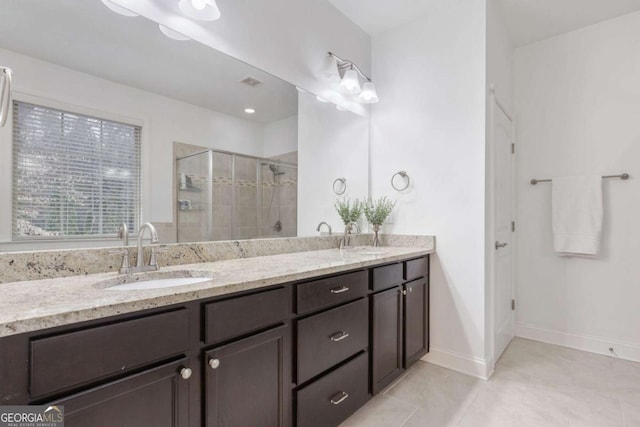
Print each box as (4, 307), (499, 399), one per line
(340, 66), (361, 95)
(158, 24), (191, 41)
(178, 0), (221, 21)
(325, 52), (379, 103)
(244, 108), (256, 114)
(101, 0), (138, 17)
(358, 81), (379, 104)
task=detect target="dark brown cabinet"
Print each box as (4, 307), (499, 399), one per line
(204, 325), (290, 427)
(51, 358), (191, 427)
(0, 254), (429, 427)
(371, 257), (429, 395)
(404, 278), (428, 367)
(371, 286), (403, 394)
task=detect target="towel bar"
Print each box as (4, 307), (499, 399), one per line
(530, 173), (629, 185)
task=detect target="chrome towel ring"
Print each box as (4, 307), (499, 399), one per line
(333, 177), (347, 195)
(391, 171), (410, 191)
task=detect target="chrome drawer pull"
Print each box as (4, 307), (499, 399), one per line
(330, 331), (350, 342)
(330, 286), (350, 294)
(330, 391), (349, 405)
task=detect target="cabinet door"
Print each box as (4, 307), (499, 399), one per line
(404, 278), (428, 367)
(204, 324), (290, 427)
(51, 358), (191, 427)
(371, 286), (403, 394)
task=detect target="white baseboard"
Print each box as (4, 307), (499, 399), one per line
(516, 323), (640, 363)
(422, 347), (491, 380)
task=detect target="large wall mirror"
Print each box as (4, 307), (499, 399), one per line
(0, 0), (369, 250)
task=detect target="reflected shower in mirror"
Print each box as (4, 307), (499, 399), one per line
(175, 145), (297, 242)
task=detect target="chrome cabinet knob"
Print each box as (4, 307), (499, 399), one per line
(209, 358), (220, 369)
(180, 367), (192, 380)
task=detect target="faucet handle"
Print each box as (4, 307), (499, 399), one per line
(108, 248), (131, 273)
(149, 245), (169, 267)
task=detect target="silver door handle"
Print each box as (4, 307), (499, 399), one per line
(0, 67), (13, 127)
(495, 241), (508, 250)
(330, 286), (349, 294)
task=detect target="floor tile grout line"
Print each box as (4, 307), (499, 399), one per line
(382, 393), (419, 411)
(618, 398), (626, 427)
(398, 407), (418, 427)
(383, 366), (417, 395)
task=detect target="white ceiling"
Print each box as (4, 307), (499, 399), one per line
(329, 0), (640, 46)
(0, 0), (297, 124)
(496, 0), (640, 47)
(327, 0), (449, 35)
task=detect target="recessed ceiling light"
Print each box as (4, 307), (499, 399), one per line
(244, 108), (256, 114)
(101, 0), (138, 17)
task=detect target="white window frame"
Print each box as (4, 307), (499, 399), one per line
(0, 91), (149, 250)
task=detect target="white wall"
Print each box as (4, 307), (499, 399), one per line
(485, 0), (514, 370)
(0, 48), (264, 249)
(514, 11), (640, 361)
(263, 115), (298, 159)
(370, 0), (489, 376)
(115, 0), (371, 116)
(298, 92), (370, 236)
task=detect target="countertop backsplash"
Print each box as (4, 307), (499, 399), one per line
(0, 234), (435, 284)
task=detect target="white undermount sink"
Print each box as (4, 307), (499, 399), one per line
(95, 270), (214, 291)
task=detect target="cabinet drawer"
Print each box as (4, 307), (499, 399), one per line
(297, 298), (368, 384)
(296, 352), (369, 427)
(371, 263), (403, 291)
(30, 309), (189, 398)
(296, 270), (367, 315)
(204, 287), (289, 344)
(405, 257), (428, 281)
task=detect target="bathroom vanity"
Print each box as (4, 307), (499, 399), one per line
(0, 248), (430, 427)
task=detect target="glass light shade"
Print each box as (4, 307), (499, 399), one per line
(101, 0), (138, 17)
(321, 56), (341, 83)
(178, 0), (221, 21)
(358, 81), (379, 103)
(340, 68), (361, 94)
(158, 24), (190, 41)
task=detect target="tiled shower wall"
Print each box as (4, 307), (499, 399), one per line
(172, 143), (297, 243)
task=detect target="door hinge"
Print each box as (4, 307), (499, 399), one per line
(511, 143), (515, 154)
(511, 221), (516, 232)
(511, 299), (515, 311)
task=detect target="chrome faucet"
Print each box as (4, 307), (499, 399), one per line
(109, 222), (164, 274)
(316, 221), (332, 235)
(340, 222), (360, 249)
(136, 222), (159, 270)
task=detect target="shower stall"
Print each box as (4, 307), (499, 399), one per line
(176, 149), (298, 242)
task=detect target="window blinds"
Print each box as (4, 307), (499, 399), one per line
(12, 101), (141, 239)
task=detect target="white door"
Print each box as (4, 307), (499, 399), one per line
(493, 102), (515, 361)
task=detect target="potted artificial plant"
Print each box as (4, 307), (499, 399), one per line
(364, 196), (396, 246)
(334, 198), (363, 248)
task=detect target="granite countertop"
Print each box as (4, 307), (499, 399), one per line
(0, 246), (433, 338)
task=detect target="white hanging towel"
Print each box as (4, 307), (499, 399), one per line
(552, 175), (603, 256)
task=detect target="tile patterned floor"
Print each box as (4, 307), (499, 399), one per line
(340, 338), (640, 427)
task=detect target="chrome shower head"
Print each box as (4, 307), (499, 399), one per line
(269, 164), (285, 176)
